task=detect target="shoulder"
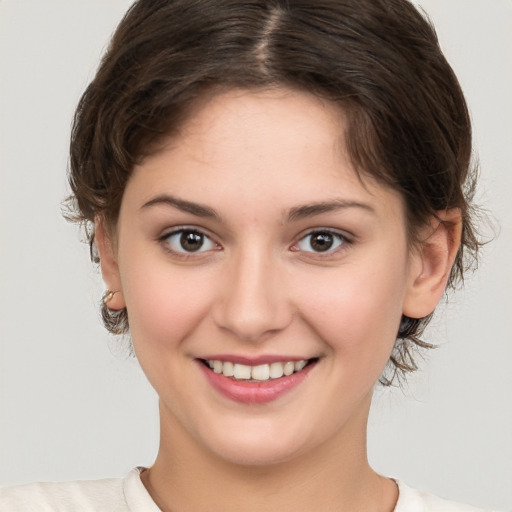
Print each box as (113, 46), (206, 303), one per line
(395, 481), (499, 512)
(0, 468), (159, 512)
(0, 474), (126, 512)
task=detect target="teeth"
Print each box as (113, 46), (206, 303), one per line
(294, 360), (307, 371)
(251, 364), (270, 381)
(283, 362), (295, 376)
(222, 361), (234, 377)
(212, 360), (223, 373)
(206, 359), (310, 381)
(269, 362), (284, 379)
(233, 363), (251, 380)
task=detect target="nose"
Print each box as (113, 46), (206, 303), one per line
(212, 248), (293, 343)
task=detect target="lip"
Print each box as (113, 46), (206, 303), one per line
(197, 358), (317, 404)
(200, 354), (310, 365)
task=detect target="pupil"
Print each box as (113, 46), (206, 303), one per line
(311, 233), (333, 252)
(180, 231), (203, 252)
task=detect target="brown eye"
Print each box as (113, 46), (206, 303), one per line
(310, 233), (334, 251)
(180, 231), (204, 252)
(163, 229), (217, 254)
(297, 231), (344, 253)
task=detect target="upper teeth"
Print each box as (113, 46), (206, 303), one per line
(207, 360), (308, 381)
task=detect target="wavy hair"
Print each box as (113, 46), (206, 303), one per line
(66, 0), (482, 384)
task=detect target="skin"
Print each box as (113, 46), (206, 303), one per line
(96, 88), (461, 512)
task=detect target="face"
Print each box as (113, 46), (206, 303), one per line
(103, 89), (427, 466)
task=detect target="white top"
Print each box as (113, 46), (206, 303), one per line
(0, 467), (497, 511)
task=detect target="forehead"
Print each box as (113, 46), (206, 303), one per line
(128, 88), (404, 224)
(179, 87), (344, 155)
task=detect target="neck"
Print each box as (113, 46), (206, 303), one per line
(141, 397), (398, 512)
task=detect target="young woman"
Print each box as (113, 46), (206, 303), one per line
(0, 0), (504, 510)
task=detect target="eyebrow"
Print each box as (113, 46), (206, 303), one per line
(141, 194), (374, 222)
(287, 199), (375, 222)
(141, 194), (220, 219)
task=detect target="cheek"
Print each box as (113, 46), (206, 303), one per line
(119, 254), (215, 354)
(295, 256), (408, 363)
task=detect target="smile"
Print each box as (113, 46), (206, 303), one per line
(198, 357), (318, 404)
(205, 359), (310, 381)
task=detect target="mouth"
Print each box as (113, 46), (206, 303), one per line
(199, 358), (318, 382)
(197, 356), (319, 404)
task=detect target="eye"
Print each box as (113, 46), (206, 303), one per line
(162, 229), (218, 254)
(295, 230), (346, 253)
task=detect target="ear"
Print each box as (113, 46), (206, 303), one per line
(403, 209), (462, 319)
(95, 216), (126, 310)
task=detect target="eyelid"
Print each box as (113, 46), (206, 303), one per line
(159, 224), (216, 240)
(291, 228), (353, 255)
(299, 226), (354, 241)
(158, 225), (221, 255)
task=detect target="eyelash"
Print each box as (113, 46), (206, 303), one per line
(291, 229), (351, 256)
(158, 227), (352, 258)
(159, 227), (220, 256)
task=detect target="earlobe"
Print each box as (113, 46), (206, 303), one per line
(403, 209), (462, 319)
(94, 216), (126, 310)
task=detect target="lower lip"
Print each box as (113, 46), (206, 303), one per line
(198, 361), (316, 404)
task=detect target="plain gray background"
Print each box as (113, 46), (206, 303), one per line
(1, 1), (511, 510)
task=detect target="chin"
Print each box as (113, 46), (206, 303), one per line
(198, 418), (315, 467)
(212, 441), (303, 467)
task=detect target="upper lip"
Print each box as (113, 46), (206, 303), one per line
(198, 354), (316, 365)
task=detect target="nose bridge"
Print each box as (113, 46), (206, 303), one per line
(214, 242), (291, 342)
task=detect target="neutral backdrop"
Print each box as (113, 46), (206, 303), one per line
(1, 1), (511, 510)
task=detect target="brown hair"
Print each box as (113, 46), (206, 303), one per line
(67, 0), (481, 384)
